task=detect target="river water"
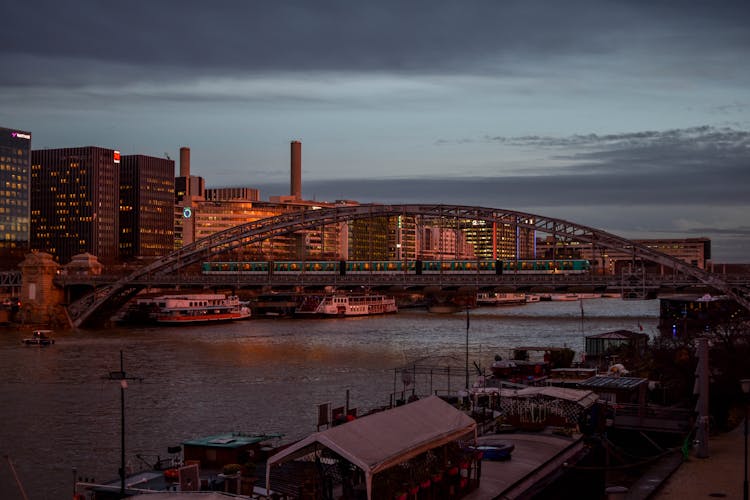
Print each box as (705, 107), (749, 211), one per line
(0, 298), (659, 499)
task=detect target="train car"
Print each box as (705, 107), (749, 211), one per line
(201, 261), (270, 274)
(273, 261), (339, 274)
(200, 259), (591, 277)
(345, 260), (409, 274)
(501, 259), (590, 274)
(418, 260), (500, 274)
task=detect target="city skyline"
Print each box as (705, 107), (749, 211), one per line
(2, 1), (749, 261)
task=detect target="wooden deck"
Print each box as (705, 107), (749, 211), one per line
(463, 431), (588, 499)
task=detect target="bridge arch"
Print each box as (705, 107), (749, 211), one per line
(68, 204), (749, 327)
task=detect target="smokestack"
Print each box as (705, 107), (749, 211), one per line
(179, 147), (191, 178)
(290, 140), (301, 200)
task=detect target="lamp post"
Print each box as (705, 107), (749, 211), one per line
(108, 351), (141, 497)
(465, 306), (470, 391)
(741, 379), (750, 500)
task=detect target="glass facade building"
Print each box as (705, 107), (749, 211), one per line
(0, 127), (31, 268)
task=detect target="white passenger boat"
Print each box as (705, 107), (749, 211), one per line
(295, 294), (397, 317)
(476, 292), (527, 306)
(133, 294), (251, 325)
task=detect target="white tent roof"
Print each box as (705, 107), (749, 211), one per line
(266, 396), (476, 499)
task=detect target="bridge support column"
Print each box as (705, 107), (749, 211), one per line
(18, 252), (66, 327)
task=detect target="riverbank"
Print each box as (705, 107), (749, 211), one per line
(650, 422), (745, 499)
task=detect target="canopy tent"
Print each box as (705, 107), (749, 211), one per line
(265, 395), (477, 499)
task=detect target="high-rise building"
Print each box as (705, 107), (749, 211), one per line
(31, 146), (120, 264)
(119, 155), (175, 259)
(0, 126), (31, 268)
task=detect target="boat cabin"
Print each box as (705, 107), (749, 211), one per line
(181, 432), (283, 471)
(22, 329), (55, 346)
(584, 330), (648, 371)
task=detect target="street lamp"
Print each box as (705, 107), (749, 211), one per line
(465, 306), (470, 391)
(741, 379), (750, 500)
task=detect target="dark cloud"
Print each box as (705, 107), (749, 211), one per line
(2, 1), (749, 87)
(292, 126), (750, 207)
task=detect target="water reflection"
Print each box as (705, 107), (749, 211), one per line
(0, 298), (658, 498)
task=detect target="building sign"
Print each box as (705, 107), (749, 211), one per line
(10, 131), (31, 140)
(182, 207), (192, 219)
(113, 150), (121, 164)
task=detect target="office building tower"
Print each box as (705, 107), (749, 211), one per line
(120, 155), (175, 259)
(31, 146), (120, 264)
(0, 126), (31, 268)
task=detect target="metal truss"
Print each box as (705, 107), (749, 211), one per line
(69, 204), (750, 327)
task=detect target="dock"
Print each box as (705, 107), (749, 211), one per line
(464, 431), (588, 499)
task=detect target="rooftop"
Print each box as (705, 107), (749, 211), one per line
(182, 432), (283, 449)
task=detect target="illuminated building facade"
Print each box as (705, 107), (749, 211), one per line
(119, 155), (175, 259)
(31, 146), (120, 264)
(205, 187), (260, 201)
(420, 226), (475, 260)
(0, 126), (31, 268)
(348, 217), (391, 260)
(461, 219), (535, 260)
(536, 236), (711, 274)
(348, 215), (535, 261)
(179, 199), (348, 260)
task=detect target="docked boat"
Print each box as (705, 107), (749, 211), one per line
(490, 358), (549, 385)
(131, 294), (251, 325)
(476, 292), (527, 306)
(548, 293), (580, 301)
(22, 329), (55, 346)
(296, 294), (397, 317)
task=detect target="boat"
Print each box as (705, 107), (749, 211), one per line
(131, 294), (251, 325)
(22, 329), (55, 346)
(525, 294), (541, 303)
(476, 292), (527, 306)
(548, 293), (580, 301)
(295, 294), (397, 317)
(490, 358), (549, 385)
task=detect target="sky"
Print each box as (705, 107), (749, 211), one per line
(1, 1), (749, 261)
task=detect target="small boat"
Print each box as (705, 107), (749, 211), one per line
(296, 294), (397, 317)
(548, 293), (580, 301)
(476, 292), (526, 306)
(22, 330), (55, 346)
(470, 441), (515, 461)
(130, 294), (251, 325)
(525, 294), (541, 303)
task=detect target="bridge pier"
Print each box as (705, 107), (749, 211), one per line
(17, 252), (69, 327)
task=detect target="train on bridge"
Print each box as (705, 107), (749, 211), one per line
(201, 259), (592, 276)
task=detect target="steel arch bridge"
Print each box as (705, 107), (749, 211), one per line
(68, 204), (750, 327)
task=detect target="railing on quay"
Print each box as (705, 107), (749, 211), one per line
(610, 402), (694, 433)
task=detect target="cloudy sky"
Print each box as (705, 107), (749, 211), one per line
(2, 1), (748, 261)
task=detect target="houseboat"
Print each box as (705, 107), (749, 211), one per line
(476, 292), (527, 306)
(296, 294), (397, 317)
(130, 294), (251, 325)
